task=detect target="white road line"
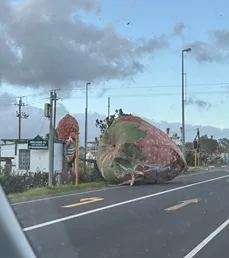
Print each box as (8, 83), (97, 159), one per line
(184, 217), (229, 258)
(23, 174), (229, 232)
(12, 186), (125, 206)
(12, 170), (222, 206)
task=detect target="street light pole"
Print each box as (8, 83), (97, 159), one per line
(181, 47), (191, 159)
(84, 82), (91, 174)
(108, 97), (110, 118)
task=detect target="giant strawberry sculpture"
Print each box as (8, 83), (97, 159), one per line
(56, 114), (79, 171)
(96, 115), (187, 185)
(56, 114), (79, 140)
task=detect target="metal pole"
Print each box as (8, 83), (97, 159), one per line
(181, 47), (191, 160)
(75, 133), (79, 185)
(108, 97), (110, 117)
(182, 50), (185, 158)
(48, 91), (54, 187)
(84, 82), (90, 174)
(84, 107), (87, 174)
(194, 150), (197, 167)
(18, 97), (22, 140)
(184, 73), (187, 102)
(197, 128), (200, 166)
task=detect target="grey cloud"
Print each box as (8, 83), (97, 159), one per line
(186, 96), (212, 110)
(212, 29), (229, 49)
(0, 0), (12, 23)
(0, 92), (16, 110)
(173, 22), (185, 35)
(187, 28), (229, 63)
(0, 0), (170, 90)
(189, 41), (228, 63)
(135, 35), (169, 54)
(15, 0), (101, 17)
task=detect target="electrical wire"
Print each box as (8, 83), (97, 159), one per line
(1, 82), (229, 107)
(61, 82), (229, 91)
(1, 81), (229, 100)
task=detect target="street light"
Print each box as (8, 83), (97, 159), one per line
(181, 47), (191, 159)
(84, 82), (91, 174)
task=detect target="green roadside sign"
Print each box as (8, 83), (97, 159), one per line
(28, 135), (48, 150)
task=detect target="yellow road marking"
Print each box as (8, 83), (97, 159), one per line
(62, 197), (104, 208)
(164, 198), (200, 211)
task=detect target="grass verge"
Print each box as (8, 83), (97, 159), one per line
(8, 181), (106, 199)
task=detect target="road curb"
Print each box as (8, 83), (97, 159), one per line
(208, 165), (228, 168)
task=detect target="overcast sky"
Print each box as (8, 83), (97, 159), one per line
(1, 0), (229, 130)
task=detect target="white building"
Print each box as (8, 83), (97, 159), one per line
(0, 137), (65, 173)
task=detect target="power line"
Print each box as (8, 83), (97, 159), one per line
(14, 90), (229, 107)
(59, 82), (229, 91)
(1, 83), (229, 107)
(36, 115), (47, 136)
(60, 90), (229, 99)
(0, 88), (59, 101)
(0, 82), (229, 101)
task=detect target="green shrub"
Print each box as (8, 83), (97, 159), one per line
(186, 152), (195, 166)
(0, 163), (104, 195)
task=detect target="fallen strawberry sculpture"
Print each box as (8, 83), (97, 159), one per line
(96, 115), (187, 186)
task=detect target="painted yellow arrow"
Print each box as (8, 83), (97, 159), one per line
(164, 198), (201, 211)
(62, 197), (104, 208)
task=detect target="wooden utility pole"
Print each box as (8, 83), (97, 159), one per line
(16, 97), (29, 140)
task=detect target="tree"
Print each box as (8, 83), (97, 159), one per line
(185, 142), (193, 150)
(218, 138), (229, 152)
(95, 108), (132, 137)
(200, 134), (218, 154)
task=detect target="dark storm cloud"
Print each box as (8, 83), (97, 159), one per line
(186, 96), (212, 110)
(0, 0), (172, 89)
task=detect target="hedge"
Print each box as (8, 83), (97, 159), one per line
(0, 162), (104, 195)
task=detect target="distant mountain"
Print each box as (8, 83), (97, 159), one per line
(0, 105), (228, 145)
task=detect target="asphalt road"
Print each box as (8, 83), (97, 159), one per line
(11, 169), (229, 258)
